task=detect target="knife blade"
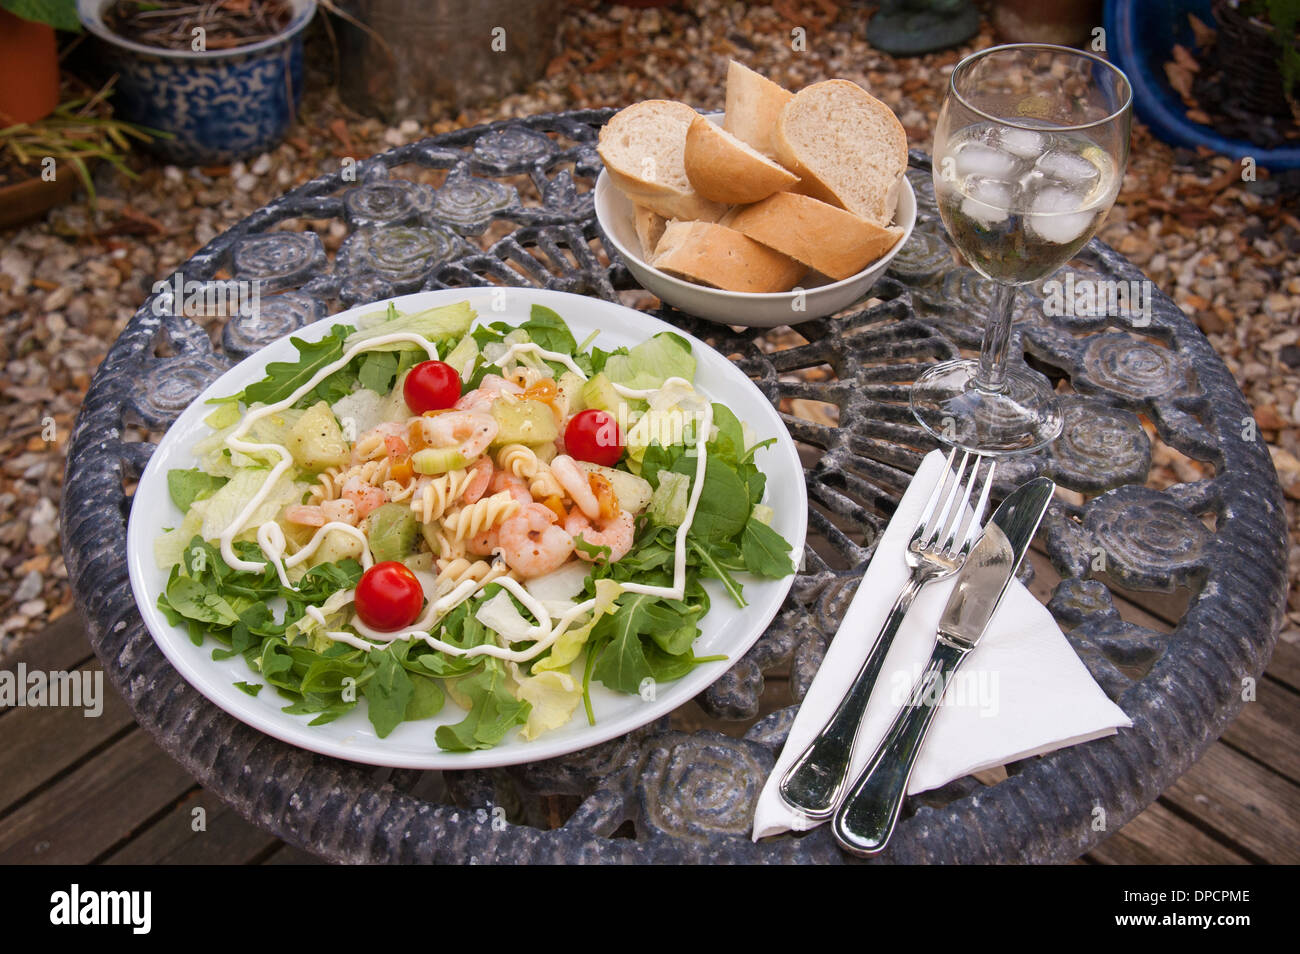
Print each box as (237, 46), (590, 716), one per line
(937, 476), (1055, 649)
(830, 476), (1056, 856)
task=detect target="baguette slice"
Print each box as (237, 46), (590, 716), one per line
(723, 60), (793, 159)
(726, 192), (903, 281)
(598, 100), (727, 222)
(684, 115), (799, 204)
(632, 203), (668, 258)
(772, 79), (908, 227)
(652, 220), (807, 293)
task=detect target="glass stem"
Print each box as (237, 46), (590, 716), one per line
(975, 281), (1016, 393)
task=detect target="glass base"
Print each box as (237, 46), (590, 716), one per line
(910, 359), (1063, 455)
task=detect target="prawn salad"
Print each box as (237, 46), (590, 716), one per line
(154, 300), (795, 751)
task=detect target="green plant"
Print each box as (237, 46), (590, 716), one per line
(1241, 0), (1300, 97)
(0, 0), (82, 30)
(0, 77), (162, 203)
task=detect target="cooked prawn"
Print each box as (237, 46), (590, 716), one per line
(416, 411), (498, 462)
(565, 508), (635, 563)
(342, 474), (387, 519)
(498, 503), (575, 578)
(285, 505), (326, 527)
(550, 454), (600, 520)
(322, 498), (360, 526)
(462, 455), (494, 505)
(284, 496), (365, 528)
(466, 527), (500, 557)
(490, 470), (534, 506)
(454, 374), (522, 413)
(353, 421), (406, 463)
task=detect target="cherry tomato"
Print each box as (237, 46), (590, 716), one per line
(565, 408), (623, 466)
(354, 561), (424, 632)
(403, 360), (462, 414)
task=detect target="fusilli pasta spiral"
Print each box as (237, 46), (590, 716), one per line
(409, 468), (474, 523)
(495, 443), (564, 500)
(432, 557), (510, 597)
(440, 491), (519, 542)
(307, 459), (390, 505)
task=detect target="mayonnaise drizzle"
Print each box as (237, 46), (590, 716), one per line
(217, 331), (440, 574)
(219, 327), (717, 661)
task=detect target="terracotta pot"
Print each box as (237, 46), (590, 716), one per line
(993, 0), (1103, 48)
(0, 10), (61, 124)
(0, 173), (79, 230)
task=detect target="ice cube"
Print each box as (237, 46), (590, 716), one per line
(997, 127), (1047, 160)
(1026, 186), (1096, 245)
(953, 142), (1022, 181)
(1034, 148), (1101, 191)
(961, 176), (1015, 226)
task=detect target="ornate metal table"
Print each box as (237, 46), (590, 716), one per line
(63, 110), (1289, 863)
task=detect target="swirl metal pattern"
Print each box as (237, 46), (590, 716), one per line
(1081, 333), (1193, 400)
(1083, 486), (1212, 591)
(221, 290), (325, 358)
(61, 115), (1288, 864)
(231, 231), (327, 292)
(1048, 397), (1151, 492)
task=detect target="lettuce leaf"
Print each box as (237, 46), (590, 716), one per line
(343, 301), (474, 353)
(511, 667), (583, 741)
(603, 331), (696, 391)
(532, 579), (622, 673)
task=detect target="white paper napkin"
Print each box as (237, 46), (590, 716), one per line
(752, 450), (1132, 840)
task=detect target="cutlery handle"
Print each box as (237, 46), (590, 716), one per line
(832, 638), (969, 856)
(778, 574), (925, 819)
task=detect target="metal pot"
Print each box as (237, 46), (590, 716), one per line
(334, 0), (563, 121)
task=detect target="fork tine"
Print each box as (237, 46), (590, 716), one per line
(939, 453), (985, 553)
(910, 447), (957, 546)
(962, 458), (997, 550)
(924, 450), (969, 549)
(954, 457), (998, 554)
(935, 454), (977, 556)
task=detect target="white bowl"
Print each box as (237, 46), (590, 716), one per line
(594, 136), (917, 327)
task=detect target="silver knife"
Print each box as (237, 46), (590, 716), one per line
(830, 476), (1055, 857)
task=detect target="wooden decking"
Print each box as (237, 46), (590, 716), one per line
(1, 587), (1296, 864)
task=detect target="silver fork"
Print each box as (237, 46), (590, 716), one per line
(778, 448), (996, 821)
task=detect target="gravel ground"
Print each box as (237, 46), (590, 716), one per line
(1, 0), (1297, 656)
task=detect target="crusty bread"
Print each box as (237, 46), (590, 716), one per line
(725, 192), (903, 281)
(598, 100), (727, 222)
(683, 115), (799, 205)
(651, 220), (807, 293)
(633, 203), (668, 258)
(723, 60), (793, 160)
(772, 79), (908, 227)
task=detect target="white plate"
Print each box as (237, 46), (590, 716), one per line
(127, 288), (808, 769)
(595, 113), (917, 327)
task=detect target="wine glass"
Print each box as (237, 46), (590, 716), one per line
(911, 43), (1133, 454)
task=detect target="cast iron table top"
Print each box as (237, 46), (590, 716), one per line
(62, 110), (1288, 863)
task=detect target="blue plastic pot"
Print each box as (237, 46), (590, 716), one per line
(1105, 0), (1300, 169)
(78, 0), (316, 166)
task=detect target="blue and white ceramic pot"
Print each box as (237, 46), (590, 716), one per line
(78, 0), (316, 165)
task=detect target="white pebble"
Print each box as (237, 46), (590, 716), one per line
(14, 570), (42, 602)
(18, 599), (46, 618)
(28, 497), (58, 547)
